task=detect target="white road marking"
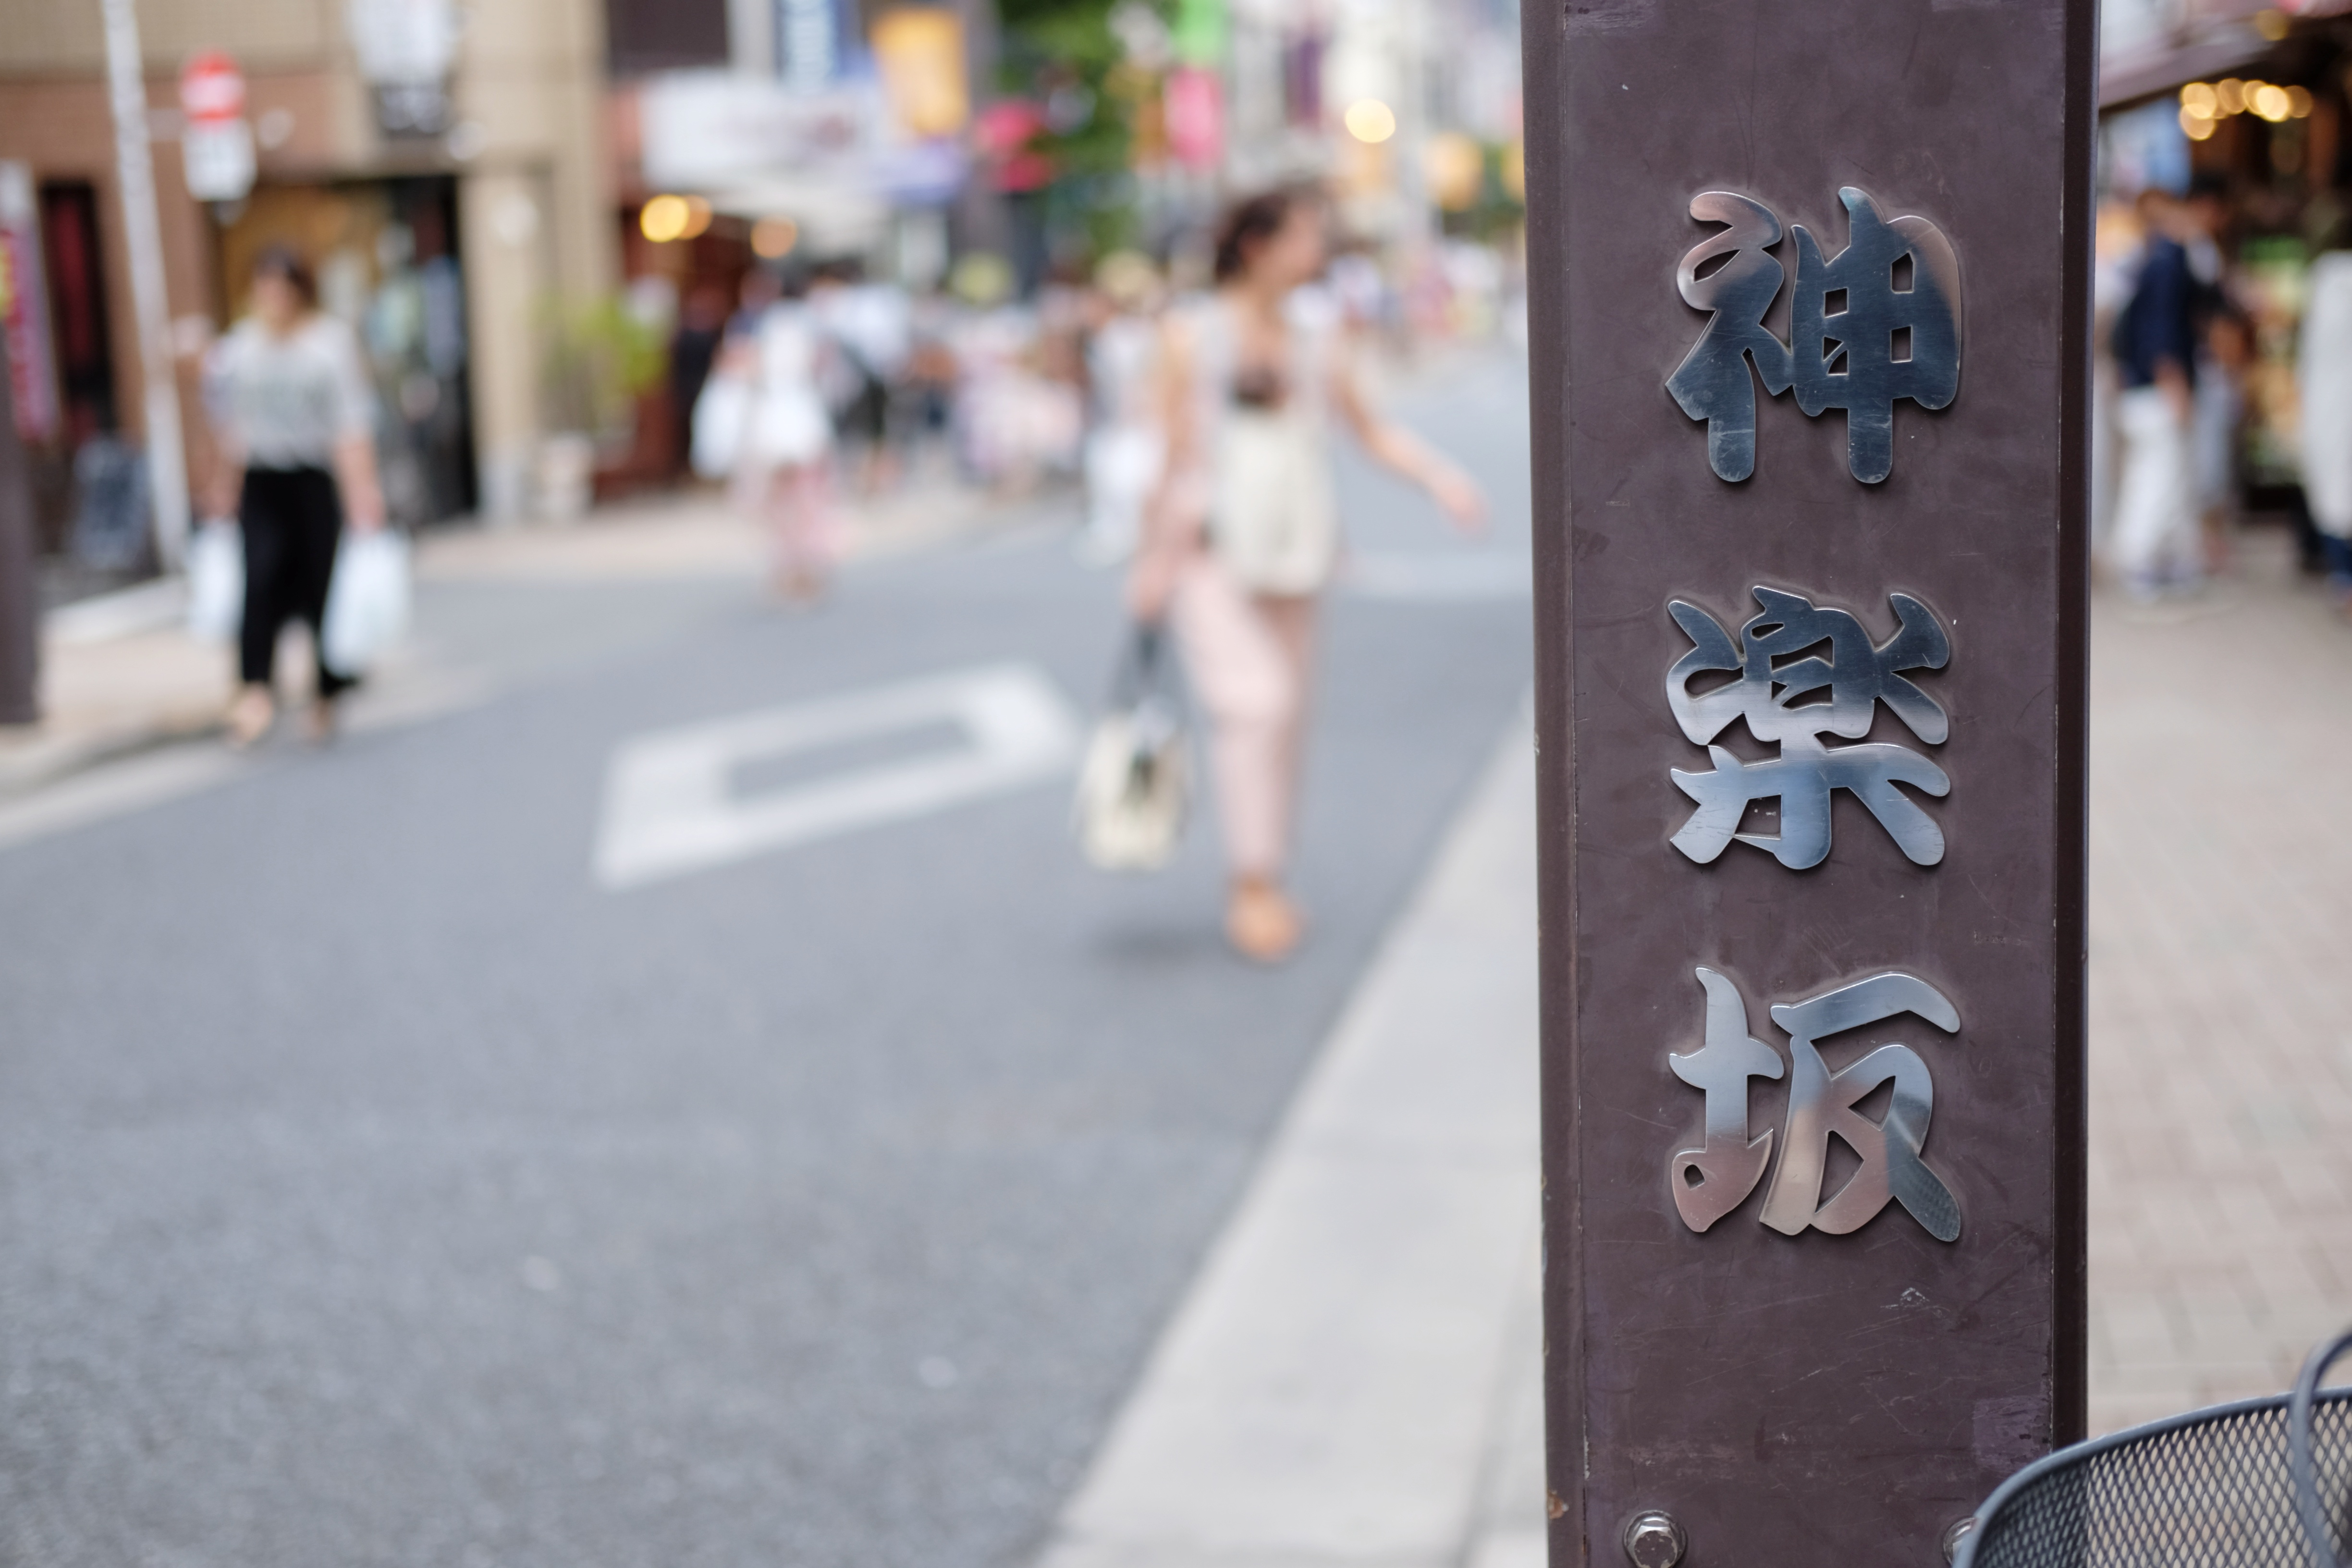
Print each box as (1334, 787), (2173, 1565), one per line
(0, 744), (249, 855)
(593, 662), (1081, 889)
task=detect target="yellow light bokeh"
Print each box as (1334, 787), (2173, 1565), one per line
(2288, 85), (2315, 118)
(2180, 105), (2218, 141)
(679, 196), (713, 240)
(1344, 98), (1396, 144)
(2216, 78), (2247, 115)
(2180, 81), (2218, 116)
(639, 194), (691, 244)
(1425, 132), (1484, 211)
(2254, 7), (2289, 39)
(751, 217), (799, 259)
(2252, 82), (2292, 122)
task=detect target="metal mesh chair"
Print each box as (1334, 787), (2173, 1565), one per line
(1955, 1331), (2352, 1568)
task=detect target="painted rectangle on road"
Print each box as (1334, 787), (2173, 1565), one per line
(594, 662), (1080, 889)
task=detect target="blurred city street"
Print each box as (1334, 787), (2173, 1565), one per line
(0, 355), (1540, 1567)
(3, 339), (2349, 1565)
(3, 0), (2350, 1556)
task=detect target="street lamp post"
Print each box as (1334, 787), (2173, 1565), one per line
(99, 0), (192, 570)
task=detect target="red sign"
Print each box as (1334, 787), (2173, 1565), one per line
(0, 166), (59, 443)
(179, 51), (245, 125)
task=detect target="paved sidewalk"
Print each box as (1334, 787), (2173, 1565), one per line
(2085, 531), (2352, 1432)
(0, 478), (1048, 798)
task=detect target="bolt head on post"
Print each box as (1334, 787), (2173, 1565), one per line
(1623, 1510), (1688, 1568)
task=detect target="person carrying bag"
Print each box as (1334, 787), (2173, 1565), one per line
(1124, 188), (1485, 962)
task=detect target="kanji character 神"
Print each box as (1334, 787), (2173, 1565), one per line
(1667, 186), (1962, 484)
(1665, 586), (1951, 870)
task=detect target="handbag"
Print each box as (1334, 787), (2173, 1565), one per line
(321, 530), (412, 676)
(1074, 624), (1192, 871)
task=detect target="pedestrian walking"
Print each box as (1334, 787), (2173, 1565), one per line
(1127, 187), (1485, 962)
(714, 270), (838, 602)
(2107, 188), (2203, 599)
(2299, 245), (2352, 605)
(1077, 251), (1165, 564)
(202, 246), (385, 746)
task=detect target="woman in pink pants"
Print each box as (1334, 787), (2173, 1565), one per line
(1128, 189), (1485, 961)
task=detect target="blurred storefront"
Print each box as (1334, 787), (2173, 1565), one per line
(0, 0), (617, 581)
(2098, 0), (2352, 512)
(599, 0), (974, 484)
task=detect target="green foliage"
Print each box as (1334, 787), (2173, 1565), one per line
(538, 295), (666, 443)
(1440, 143), (1528, 244)
(997, 0), (1151, 265)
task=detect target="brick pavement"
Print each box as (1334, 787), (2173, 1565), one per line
(2087, 527), (2352, 1433)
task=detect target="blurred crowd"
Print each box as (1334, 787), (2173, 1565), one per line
(2093, 176), (2352, 605)
(671, 226), (1522, 599)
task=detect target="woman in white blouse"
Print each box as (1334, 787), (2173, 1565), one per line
(204, 247), (384, 744)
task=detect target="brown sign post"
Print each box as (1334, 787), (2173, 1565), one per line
(1520, 2), (2094, 1563)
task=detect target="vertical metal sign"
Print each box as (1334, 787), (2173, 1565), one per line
(1519, 2), (2093, 1564)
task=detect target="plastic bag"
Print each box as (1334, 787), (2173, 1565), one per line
(184, 519), (244, 642)
(321, 530), (412, 676)
(1072, 625), (1190, 871)
(690, 371), (753, 479)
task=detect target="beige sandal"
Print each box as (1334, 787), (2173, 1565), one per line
(1227, 877), (1304, 963)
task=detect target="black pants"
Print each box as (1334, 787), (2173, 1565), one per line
(239, 466), (354, 697)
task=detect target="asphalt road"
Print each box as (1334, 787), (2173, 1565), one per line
(0, 352), (1534, 1568)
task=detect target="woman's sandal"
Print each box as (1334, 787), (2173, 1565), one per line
(1227, 878), (1304, 963)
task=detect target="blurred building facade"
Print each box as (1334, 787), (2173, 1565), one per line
(0, 0), (617, 550)
(0, 0), (1524, 565)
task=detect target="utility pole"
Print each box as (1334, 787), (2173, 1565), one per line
(100, 0), (191, 570)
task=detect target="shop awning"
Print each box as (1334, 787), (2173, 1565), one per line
(2100, 20), (2274, 109)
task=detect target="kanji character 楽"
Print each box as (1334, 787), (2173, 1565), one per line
(1665, 586), (1951, 870)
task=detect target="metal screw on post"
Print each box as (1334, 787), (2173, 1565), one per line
(1623, 1510), (1688, 1568)
(1941, 1516), (1977, 1564)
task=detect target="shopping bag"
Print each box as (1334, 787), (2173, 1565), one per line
(1073, 625), (1190, 871)
(690, 370), (753, 479)
(321, 530), (412, 676)
(184, 518), (244, 642)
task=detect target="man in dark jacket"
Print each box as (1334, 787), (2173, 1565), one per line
(2109, 187), (2202, 597)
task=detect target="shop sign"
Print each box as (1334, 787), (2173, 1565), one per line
(871, 9), (969, 138)
(639, 71), (881, 190)
(0, 163), (59, 443)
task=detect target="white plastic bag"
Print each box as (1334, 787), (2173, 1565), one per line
(321, 530), (411, 675)
(690, 371), (753, 479)
(184, 518), (244, 642)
